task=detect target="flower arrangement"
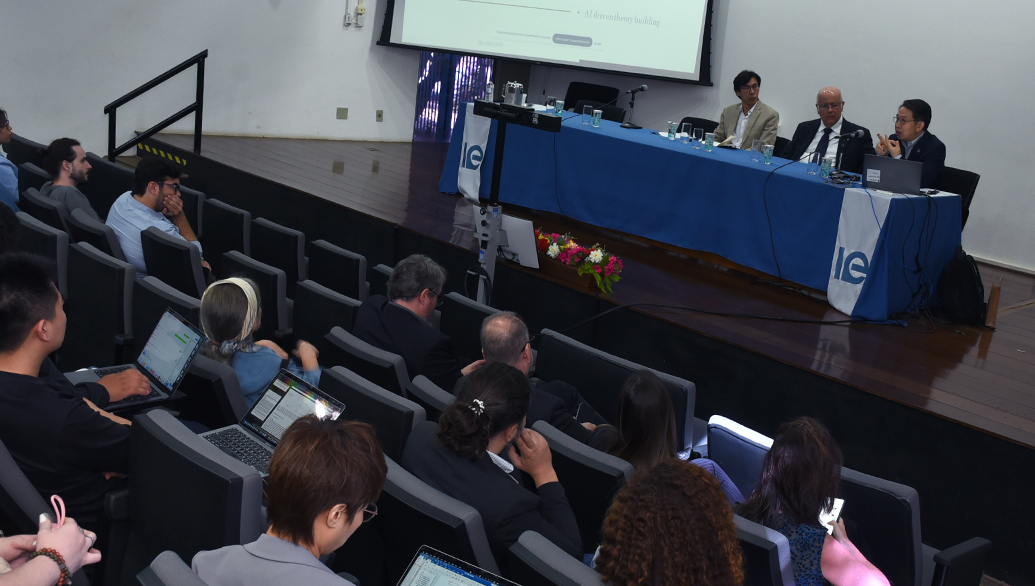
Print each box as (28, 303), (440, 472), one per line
(535, 229), (623, 294)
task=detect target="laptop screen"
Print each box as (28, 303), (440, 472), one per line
(241, 370), (345, 445)
(136, 309), (205, 391)
(397, 547), (518, 586)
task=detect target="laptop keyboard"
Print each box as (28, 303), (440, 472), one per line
(114, 386), (162, 403)
(205, 428), (271, 474)
(93, 365), (133, 377)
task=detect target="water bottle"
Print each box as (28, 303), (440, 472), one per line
(820, 156), (834, 178)
(668, 121), (678, 140)
(485, 81), (494, 101)
(763, 144), (774, 165)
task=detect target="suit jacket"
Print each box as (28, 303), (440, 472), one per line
(781, 118), (876, 173)
(713, 100), (780, 149)
(402, 422), (582, 568)
(888, 131), (946, 188)
(352, 295), (464, 390)
(193, 534), (353, 586)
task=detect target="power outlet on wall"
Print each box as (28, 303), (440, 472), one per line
(336, 107), (348, 120)
(376, 110), (383, 122)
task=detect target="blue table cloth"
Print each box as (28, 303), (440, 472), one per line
(440, 106), (961, 320)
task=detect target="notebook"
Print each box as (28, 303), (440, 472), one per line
(64, 308), (204, 411)
(396, 546), (520, 586)
(200, 369), (345, 476)
(862, 154), (923, 196)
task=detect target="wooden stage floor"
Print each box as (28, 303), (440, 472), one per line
(156, 132), (1035, 452)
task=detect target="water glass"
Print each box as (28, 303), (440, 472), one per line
(704, 132), (716, 152)
(751, 139), (764, 162)
(592, 110), (603, 127)
(820, 156), (834, 177)
(554, 99), (564, 114)
(582, 105), (593, 125)
(680, 123), (692, 144)
(667, 121), (678, 140)
(806, 153), (820, 175)
(763, 144), (775, 165)
(692, 128), (704, 149)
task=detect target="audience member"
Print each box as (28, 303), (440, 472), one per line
(200, 277), (321, 407)
(781, 87), (876, 173)
(479, 312), (609, 446)
(0, 108), (17, 211)
(37, 138), (100, 220)
(193, 415), (387, 586)
(739, 417), (890, 586)
(595, 370), (743, 503)
(0, 253), (134, 527)
(105, 157), (207, 278)
(875, 99), (945, 188)
(713, 70), (779, 149)
(352, 254), (481, 390)
(595, 460), (744, 586)
(402, 362), (582, 566)
(0, 516), (101, 586)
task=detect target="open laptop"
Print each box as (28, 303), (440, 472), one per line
(862, 154), (923, 195)
(200, 369), (345, 476)
(397, 546), (520, 586)
(65, 308), (205, 411)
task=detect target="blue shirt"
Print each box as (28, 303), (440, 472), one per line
(0, 154), (19, 211)
(232, 345), (322, 408)
(105, 191), (202, 278)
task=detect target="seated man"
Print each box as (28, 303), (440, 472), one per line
(0, 253), (145, 526)
(713, 70), (779, 150)
(480, 311), (609, 446)
(781, 87), (875, 173)
(38, 138), (101, 220)
(875, 99), (946, 188)
(0, 108), (17, 211)
(352, 254), (481, 390)
(105, 157), (206, 278)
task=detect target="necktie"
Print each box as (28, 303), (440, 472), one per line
(814, 127), (833, 162)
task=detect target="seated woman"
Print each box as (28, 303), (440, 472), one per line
(596, 459), (744, 586)
(596, 370), (744, 503)
(0, 516), (99, 586)
(193, 415), (387, 586)
(200, 277), (321, 407)
(738, 417), (890, 586)
(401, 362), (581, 566)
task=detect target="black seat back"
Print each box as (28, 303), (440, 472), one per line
(508, 530), (606, 586)
(202, 199), (250, 275)
(65, 207), (127, 261)
(16, 211), (69, 296)
(440, 292), (499, 364)
(141, 226), (206, 298)
(81, 153), (133, 218)
(251, 217), (306, 298)
(178, 186), (206, 239)
(4, 133), (45, 166)
(563, 83), (620, 111)
(19, 186), (68, 232)
(404, 375), (455, 422)
(308, 239), (368, 300)
(369, 263), (393, 298)
(176, 354), (249, 431)
(706, 415), (773, 498)
(131, 276), (201, 358)
(63, 243), (134, 370)
(931, 167), (980, 229)
(221, 251), (291, 339)
(17, 161), (49, 194)
(324, 326), (410, 396)
(678, 116), (720, 136)
(292, 280), (361, 354)
(734, 515), (795, 586)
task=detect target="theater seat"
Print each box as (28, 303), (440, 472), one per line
(307, 239), (369, 300)
(134, 551), (208, 586)
(405, 375), (455, 422)
(221, 251), (292, 340)
(508, 531), (605, 586)
(63, 242), (135, 370)
(141, 226), (207, 298)
(131, 277), (201, 358)
(202, 199), (250, 275)
(16, 211), (68, 297)
(441, 292), (499, 364)
(734, 514), (795, 586)
(65, 207), (127, 261)
(19, 187), (69, 233)
(706, 415), (773, 498)
(17, 161), (49, 194)
(324, 326), (409, 396)
(251, 217), (306, 298)
(292, 280), (361, 355)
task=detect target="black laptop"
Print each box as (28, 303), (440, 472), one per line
(862, 154), (923, 195)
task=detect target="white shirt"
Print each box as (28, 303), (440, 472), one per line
(799, 117), (843, 163)
(732, 103), (757, 149)
(488, 450), (519, 483)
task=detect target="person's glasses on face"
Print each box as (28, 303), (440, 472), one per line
(361, 503), (378, 523)
(159, 182), (182, 193)
(428, 288), (445, 308)
(740, 83), (759, 92)
(817, 102), (842, 111)
(893, 116), (914, 124)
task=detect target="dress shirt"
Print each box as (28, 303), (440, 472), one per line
(0, 151), (18, 211)
(798, 117), (843, 163)
(732, 103), (757, 149)
(897, 131), (926, 160)
(488, 450), (518, 481)
(105, 191), (202, 278)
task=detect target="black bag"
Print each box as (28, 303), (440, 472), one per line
(937, 246), (986, 326)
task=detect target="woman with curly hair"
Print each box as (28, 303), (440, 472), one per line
(739, 417), (889, 586)
(596, 459), (744, 586)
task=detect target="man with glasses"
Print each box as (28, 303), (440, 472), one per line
(713, 70), (780, 150)
(0, 108), (18, 211)
(353, 254), (483, 390)
(781, 87), (875, 173)
(875, 99), (945, 187)
(105, 157), (208, 278)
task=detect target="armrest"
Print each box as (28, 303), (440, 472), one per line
(114, 333), (133, 346)
(104, 488), (130, 521)
(933, 537), (992, 566)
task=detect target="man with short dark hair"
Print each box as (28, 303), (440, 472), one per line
(876, 99), (946, 187)
(781, 87), (876, 174)
(105, 157), (206, 277)
(481, 312), (609, 446)
(713, 70), (780, 149)
(0, 253), (141, 525)
(352, 254), (482, 390)
(38, 138), (100, 220)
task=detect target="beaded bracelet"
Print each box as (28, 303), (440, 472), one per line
(28, 548), (71, 586)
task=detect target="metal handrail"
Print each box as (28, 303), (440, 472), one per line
(103, 49), (208, 160)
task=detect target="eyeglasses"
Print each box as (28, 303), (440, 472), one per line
(158, 182), (182, 192)
(893, 116), (914, 124)
(362, 503), (378, 523)
(816, 102), (843, 110)
(428, 289), (445, 308)
(739, 83), (759, 92)
(1, 121), (9, 129)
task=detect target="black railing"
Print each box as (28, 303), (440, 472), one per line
(103, 50), (208, 160)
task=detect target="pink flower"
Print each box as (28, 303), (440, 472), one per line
(594, 265), (602, 273)
(604, 265), (614, 277)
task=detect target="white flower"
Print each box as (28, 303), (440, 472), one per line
(588, 249), (604, 263)
(547, 243), (560, 258)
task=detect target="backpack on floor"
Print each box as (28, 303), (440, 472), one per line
(937, 246), (986, 326)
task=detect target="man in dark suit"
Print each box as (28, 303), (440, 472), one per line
(480, 312), (609, 447)
(781, 86), (875, 173)
(352, 254), (482, 390)
(876, 98), (946, 188)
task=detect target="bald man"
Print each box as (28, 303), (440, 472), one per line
(781, 87), (875, 174)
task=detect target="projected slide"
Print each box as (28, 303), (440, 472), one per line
(388, 0), (710, 81)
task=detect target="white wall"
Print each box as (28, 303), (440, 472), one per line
(2, 0), (1032, 271)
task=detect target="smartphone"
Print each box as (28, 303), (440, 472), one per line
(819, 498), (844, 535)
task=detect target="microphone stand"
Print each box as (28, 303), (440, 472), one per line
(620, 92), (641, 129)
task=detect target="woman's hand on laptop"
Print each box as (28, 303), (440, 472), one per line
(98, 369), (151, 402)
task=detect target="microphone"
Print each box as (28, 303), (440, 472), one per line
(837, 129), (864, 139)
(626, 84), (648, 94)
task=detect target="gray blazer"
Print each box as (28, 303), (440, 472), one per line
(713, 100), (780, 149)
(193, 534), (354, 586)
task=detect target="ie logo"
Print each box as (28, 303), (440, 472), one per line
(833, 247), (869, 285)
(462, 143), (483, 170)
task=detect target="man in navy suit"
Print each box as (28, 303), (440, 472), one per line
(876, 99), (946, 187)
(781, 87), (875, 173)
